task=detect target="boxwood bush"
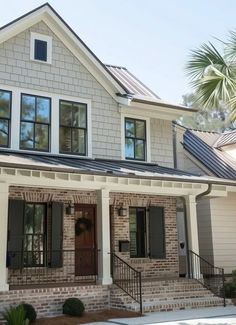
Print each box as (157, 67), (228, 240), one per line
(63, 298), (85, 316)
(20, 303), (37, 323)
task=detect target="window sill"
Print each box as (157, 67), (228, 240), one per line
(30, 59), (51, 65)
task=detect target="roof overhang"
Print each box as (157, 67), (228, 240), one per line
(0, 165), (231, 198)
(0, 3), (128, 100)
(118, 98), (197, 121)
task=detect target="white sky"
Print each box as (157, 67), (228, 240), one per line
(1, 0), (236, 104)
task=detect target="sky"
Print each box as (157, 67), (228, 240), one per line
(1, 0), (236, 104)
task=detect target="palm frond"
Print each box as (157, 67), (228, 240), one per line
(186, 42), (229, 80)
(225, 30), (236, 61)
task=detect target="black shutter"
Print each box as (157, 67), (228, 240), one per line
(149, 206), (165, 259)
(51, 202), (63, 268)
(7, 199), (24, 269)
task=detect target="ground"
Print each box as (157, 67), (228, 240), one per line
(34, 309), (141, 325)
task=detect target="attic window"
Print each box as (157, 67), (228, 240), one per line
(30, 32), (52, 64)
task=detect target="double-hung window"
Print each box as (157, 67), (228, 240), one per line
(20, 94), (51, 151)
(24, 203), (46, 267)
(59, 100), (87, 155)
(129, 207), (146, 258)
(125, 118), (146, 160)
(0, 90), (11, 147)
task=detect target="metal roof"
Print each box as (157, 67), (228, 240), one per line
(1, 151), (236, 185)
(183, 130), (236, 180)
(215, 130), (236, 148)
(105, 65), (160, 99)
(0, 151), (196, 177)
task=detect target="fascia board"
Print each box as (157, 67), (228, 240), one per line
(119, 103), (188, 121)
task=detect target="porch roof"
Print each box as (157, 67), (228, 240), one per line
(0, 151), (235, 186)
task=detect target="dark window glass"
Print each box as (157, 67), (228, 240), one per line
(24, 203), (46, 267)
(125, 118), (146, 160)
(59, 100), (87, 155)
(34, 39), (47, 62)
(0, 90), (11, 147)
(20, 94), (50, 151)
(129, 207), (146, 258)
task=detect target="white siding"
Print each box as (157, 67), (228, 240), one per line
(210, 193), (236, 273)
(196, 198), (214, 265)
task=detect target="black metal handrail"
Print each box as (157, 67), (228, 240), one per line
(188, 250), (225, 307)
(7, 249), (98, 288)
(111, 253), (142, 314)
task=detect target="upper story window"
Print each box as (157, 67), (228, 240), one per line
(125, 118), (146, 160)
(0, 90), (11, 147)
(20, 94), (51, 151)
(30, 32), (52, 64)
(59, 100), (87, 155)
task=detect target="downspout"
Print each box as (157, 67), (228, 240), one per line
(183, 183), (212, 277)
(172, 122), (177, 169)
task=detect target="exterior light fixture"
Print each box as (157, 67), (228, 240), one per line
(66, 202), (75, 215)
(118, 207), (127, 217)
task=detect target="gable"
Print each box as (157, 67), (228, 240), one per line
(0, 4), (127, 100)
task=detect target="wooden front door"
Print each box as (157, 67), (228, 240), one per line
(75, 205), (97, 276)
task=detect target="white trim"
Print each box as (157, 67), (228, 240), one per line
(0, 84), (92, 158)
(121, 112), (151, 163)
(119, 103), (194, 121)
(30, 32), (52, 64)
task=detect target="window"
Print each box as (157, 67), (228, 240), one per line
(59, 100), (87, 155)
(24, 203), (46, 267)
(129, 207), (146, 258)
(0, 90), (11, 147)
(30, 32), (52, 64)
(34, 39), (47, 62)
(20, 94), (51, 151)
(125, 118), (146, 160)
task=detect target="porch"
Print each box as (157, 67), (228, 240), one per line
(0, 156), (232, 316)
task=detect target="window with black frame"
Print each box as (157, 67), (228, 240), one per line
(20, 94), (51, 151)
(59, 100), (87, 155)
(24, 203), (46, 267)
(0, 90), (11, 147)
(129, 207), (146, 258)
(125, 118), (146, 160)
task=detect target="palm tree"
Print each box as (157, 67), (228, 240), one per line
(186, 31), (236, 120)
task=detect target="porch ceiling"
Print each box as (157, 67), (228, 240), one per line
(0, 152), (233, 197)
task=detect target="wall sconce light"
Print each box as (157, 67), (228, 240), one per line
(66, 202), (75, 215)
(118, 207), (127, 217)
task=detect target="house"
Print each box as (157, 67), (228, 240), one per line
(0, 3), (234, 317)
(175, 124), (236, 275)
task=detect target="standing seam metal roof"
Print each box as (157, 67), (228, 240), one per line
(183, 130), (236, 180)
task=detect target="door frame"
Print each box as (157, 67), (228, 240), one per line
(74, 204), (97, 276)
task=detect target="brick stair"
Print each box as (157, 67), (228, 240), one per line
(110, 277), (231, 313)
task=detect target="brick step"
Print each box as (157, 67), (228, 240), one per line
(110, 289), (215, 304)
(111, 296), (227, 313)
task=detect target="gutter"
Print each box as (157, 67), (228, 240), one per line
(196, 183), (212, 200)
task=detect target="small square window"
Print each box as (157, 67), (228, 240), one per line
(30, 32), (52, 64)
(34, 40), (47, 62)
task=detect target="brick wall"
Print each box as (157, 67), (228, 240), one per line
(0, 285), (109, 318)
(8, 186), (179, 284)
(110, 193), (179, 277)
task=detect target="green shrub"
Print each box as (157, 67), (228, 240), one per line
(1, 305), (29, 325)
(20, 304), (37, 323)
(63, 298), (85, 316)
(224, 282), (235, 298)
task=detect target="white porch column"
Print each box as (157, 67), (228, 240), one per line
(0, 182), (9, 291)
(185, 195), (201, 278)
(96, 189), (112, 285)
